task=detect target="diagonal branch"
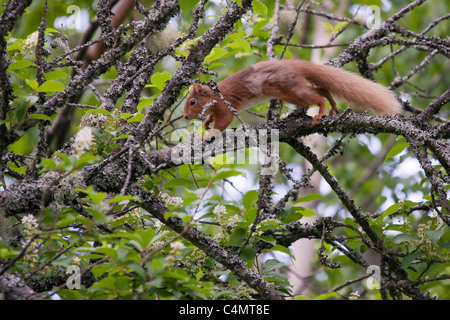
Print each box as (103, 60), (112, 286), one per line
(130, 184), (285, 300)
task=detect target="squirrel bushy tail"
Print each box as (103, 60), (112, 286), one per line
(297, 61), (402, 115)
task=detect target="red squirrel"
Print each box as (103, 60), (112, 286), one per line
(183, 59), (401, 138)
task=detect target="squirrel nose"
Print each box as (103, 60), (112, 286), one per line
(183, 114), (188, 119)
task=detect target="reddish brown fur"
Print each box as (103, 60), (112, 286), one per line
(183, 60), (401, 138)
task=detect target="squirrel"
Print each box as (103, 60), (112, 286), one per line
(183, 59), (401, 138)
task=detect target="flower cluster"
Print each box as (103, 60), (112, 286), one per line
(22, 31), (39, 50)
(79, 113), (108, 130)
(243, 11), (258, 23)
(405, 216), (447, 263)
(72, 256), (81, 265)
(22, 214), (38, 236)
(349, 291), (360, 300)
(416, 221), (439, 260)
(21, 214), (39, 269)
(170, 241), (185, 253)
(213, 204), (227, 216)
(73, 127), (94, 156)
(226, 214), (240, 229)
(112, 208), (142, 228)
(159, 192), (183, 207)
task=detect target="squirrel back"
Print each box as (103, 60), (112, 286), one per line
(247, 60), (401, 115)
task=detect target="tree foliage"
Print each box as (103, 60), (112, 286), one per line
(0, 0), (449, 301)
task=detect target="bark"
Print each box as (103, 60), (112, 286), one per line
(0, 272), (43, 300)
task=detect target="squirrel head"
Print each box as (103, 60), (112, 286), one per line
(183, 84), (216, 120)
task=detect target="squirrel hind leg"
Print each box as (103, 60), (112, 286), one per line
(277, 87), (328, 124)
(311, 99), (327, 124)
(312, 87), (339, 116)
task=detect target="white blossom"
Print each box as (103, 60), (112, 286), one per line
(73, 127), (94, 156)
(213, 204), (227, 216)
(226, 214), (240, 228)
(22, 214), (38, 229)
(349, 291), (360, 300)
(159, 192), (183, 207)
(154, 220), (164, 229)
(22, 31), (39, 49)
(170, 241), (185, 252)
(22, 214), (38, 236)
(21, 214), (39, 269)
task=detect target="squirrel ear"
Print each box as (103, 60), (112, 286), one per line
(193, 83), (203, 92)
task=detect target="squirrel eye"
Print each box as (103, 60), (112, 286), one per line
(189, 99), (196, 106)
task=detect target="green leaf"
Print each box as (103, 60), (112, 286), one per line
(210, 154), (233, 168)
(440, 241), (450, 249)
(313, 292), (341, 300)
(226, 38), (251, 52)
(107, 195), (140, 204)
(302, 207), (316, 217)
(126, 113), (144, 123)
(320, 22), (334, 31)
(76, 154), (98, 167)
(212, 169), (244, 182)
(401, 252), (421, 269)
(265, 244), (290, 255)
(256, 236), (277, 246)
(334, 21), (349, 31)
(221, 31), (246, 45)
(40, 158), (57, 170)
(385, 142), (410, 162)
(45, 27), (60, 35)
(179, 0), (200, 13)
(204, 48), (229, 62)
(291, 206), (316, 217)
(423, 229), (445, 243)
(240, 247), (257, 262)
(45, 70), (69, 81)
(54, 152), (72, 165)
(152, 258), (164, 271)
(294, 193), (323, 203)
(8, 60), (35, 71)
(26, 79), (39, 90)
(178, 164), (191, 179)
(377, 203), (402, 221)
(227, 228), (247, 247)
(108, 276), (132, 292)
(252, 0), (268, 16)
(392, 233), (419, 244)
(7, 44), (23, 52)
(150, 71), (172, 90)
(37, 80), (66, 92)
(354, 0), (381, 5)
(132, 228), (155, 251)
(28, 113), (52, 122)
(128, 263), (146, 278)
(243, 207), (257, 227)
(263, 259), (286, 272)
(164, 177), (193, 189)
(86, 108), (113, 117)
(120, 112), (133, 120)
(242, 190), (258, 209)
(286, 209), (302, 222)
(56, 215), (77, 228)
(257, 220), (282, 232)
(91, 264), (114, 279)
(136, 96), (156, 111)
